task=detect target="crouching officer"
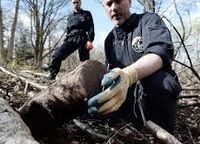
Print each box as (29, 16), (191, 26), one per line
(48, 0), (95, 80)
(88, 0), (182, 134)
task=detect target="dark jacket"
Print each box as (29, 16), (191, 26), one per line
(66, 9), (95, 42)
(104, 12), (174, 74)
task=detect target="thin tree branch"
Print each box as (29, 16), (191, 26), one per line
(73, 119), (108, 141)
(162, 16), (200, 81)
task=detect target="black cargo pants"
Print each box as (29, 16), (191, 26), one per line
(49, 35), (89, 75)
(108, 70), (181, 134)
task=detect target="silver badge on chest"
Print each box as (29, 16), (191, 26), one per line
(80, 16), (86, 22)
(132, 36), (144, 53)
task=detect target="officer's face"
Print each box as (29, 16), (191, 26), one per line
(72, 0), (81, 11)
(103, 0), (131, 27)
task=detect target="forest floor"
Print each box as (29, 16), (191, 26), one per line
(0, 69), (200, 144)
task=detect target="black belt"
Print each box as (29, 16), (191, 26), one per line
(69, 29), (86, 35)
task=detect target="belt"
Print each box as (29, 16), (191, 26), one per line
(69, 29), (86, 35)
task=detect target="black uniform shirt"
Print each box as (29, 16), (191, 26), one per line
(104, 12), (174, 72)
(66, 9), (95, 42)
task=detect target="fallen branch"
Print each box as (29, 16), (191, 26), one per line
(179, 94), (199, 99)
(146, 120), (182, 144)
(73, 119), (108, 141)
(187, 128), (196, 144)
(20, 70), (48, 77)
(181, 87), (200, 91)
(106, 123), (130, 144)
(127, 125), (148, 141)
(178, 102), (200, 107)
(0, 66), (47, 90)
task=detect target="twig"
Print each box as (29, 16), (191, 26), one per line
(187, 128), (195, 144)
(127, 124), (148, 141)
(24, 80), (29, 94)
(162, 16), (200, 81)
(178, 103), (200, 107)
(73, 119), (108, 141)
(106, 123), (130, 144)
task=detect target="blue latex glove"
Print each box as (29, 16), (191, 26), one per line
(88, 67), (138, 115)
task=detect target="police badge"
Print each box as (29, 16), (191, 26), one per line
(80, 15), (86, 22)
(132, 36), (144, 53)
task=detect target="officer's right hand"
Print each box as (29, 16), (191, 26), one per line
(88, 67), (138, 115)
(85, 41), (93, 50)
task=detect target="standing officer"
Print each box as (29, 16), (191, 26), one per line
(88, 0), (181, 134)
(48, 0), (95, 80)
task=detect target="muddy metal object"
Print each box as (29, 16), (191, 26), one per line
(19, 60), (106, 136)
(0, 97), (38, 144)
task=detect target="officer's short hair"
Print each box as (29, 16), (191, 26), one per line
(72, 0), (81, 2)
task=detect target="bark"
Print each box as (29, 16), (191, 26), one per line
(23, 0), (68, 69)
(0, 0), (4, 60)
(6, 0), (20, 61)
(144, 0), (155, 12)
(19, 60), (106, 136)
(146, 120), (182, 144)
(0, 97), (38, 144)
(137, 0), (155, 12)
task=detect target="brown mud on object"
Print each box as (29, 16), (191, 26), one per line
(19, 60), (106, 136)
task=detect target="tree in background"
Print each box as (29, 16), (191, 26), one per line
(15, 28), (34, 66)
(22, 0), (70, 69)
(0, 0), (5, 62)
(6, 0), (20, 62)
(136, 0), (155, 12)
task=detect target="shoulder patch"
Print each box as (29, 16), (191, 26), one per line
(132, 36), (144, 53)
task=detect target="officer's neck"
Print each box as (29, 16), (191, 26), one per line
(74, 9), (82, 13)
(116, 14), (134, 29)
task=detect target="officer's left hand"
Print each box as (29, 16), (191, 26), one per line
(85, 41), (93, 50)
(88, 67), (138, 115)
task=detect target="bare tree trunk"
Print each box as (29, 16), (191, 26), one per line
(144, 0), (155, 12)
(23, 0), (69, 70)
(37, 41), (43, 70)
(6, 0), (20, 61)
(137, 0), (155, 12)
(0, 0), (4, 61)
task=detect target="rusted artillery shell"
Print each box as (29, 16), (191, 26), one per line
(19, 60), (106, 136)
